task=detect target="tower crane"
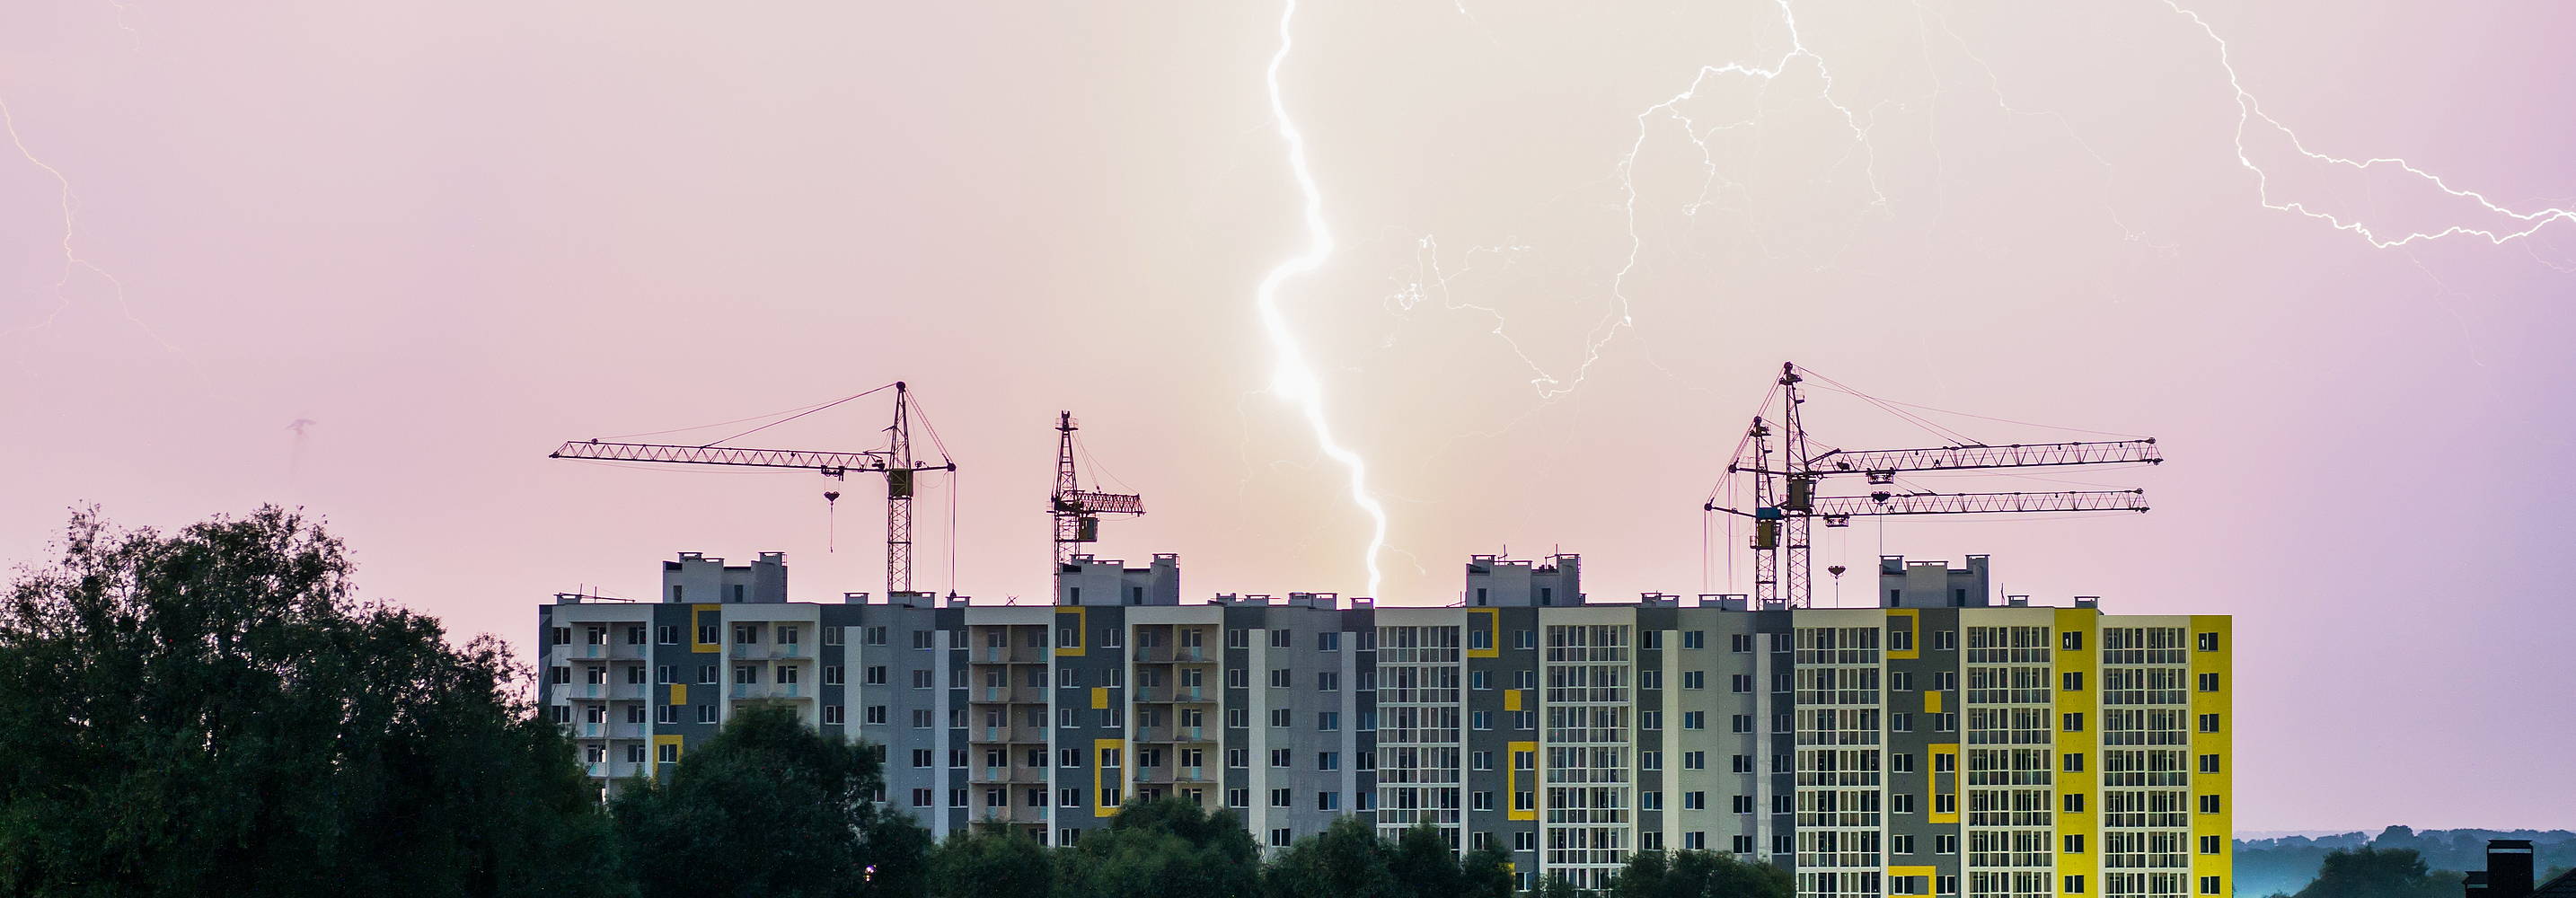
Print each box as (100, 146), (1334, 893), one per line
(1050, 411), (1143, 577)
(549, 382), (957, 596)
(1707, 363), (2162, 608)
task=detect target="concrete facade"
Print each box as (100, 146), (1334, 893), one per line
(538, 552), (2232, 898)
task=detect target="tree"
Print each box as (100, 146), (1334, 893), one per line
(2296, 847), (2455, 898)
(1610, 849), (1793, 898)
(1535, 873), (1583, 898)
(932, 823), (1054, 898)
(0, 506), (625, 896)
(1055, 797), (1260, 898)
(611, 701), (930, 898)
(1263, 815), (1392, 898)
(1460, 841), (1516, 898)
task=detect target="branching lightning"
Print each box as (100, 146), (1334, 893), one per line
(2166, 2), (2575, 249)
(1256, 0), (1390, 597)
(2, 95), (176, 353)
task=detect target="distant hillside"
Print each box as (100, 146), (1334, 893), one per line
(2236, 827), (2576, 897)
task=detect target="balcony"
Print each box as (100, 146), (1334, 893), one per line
(730, 682), (806, 700)
(581, 760), (652, 779)
(975, 646), (1045, 665)
(610, 682), (648, 700)
(1134, 766), (1213, 785)
(978, 766), (1051, 784)
(1130, 726), (1213, 744)
(973, 805), (1051, 824)
(977, 685), (1044, 705)
(768, 642), (805, 660)
(580, 721), (648, 740)
(1133, 647), (1212, 665)
(975, 726), (1044, 744)
(1133, 686), (1208, 704)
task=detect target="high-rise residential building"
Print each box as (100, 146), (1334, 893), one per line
(537, 550), (2231, 898)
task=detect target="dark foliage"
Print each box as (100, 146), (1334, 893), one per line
(611, 702), (929, 898)
(0, 506), (624, 897)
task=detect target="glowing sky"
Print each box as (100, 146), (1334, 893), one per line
(4, 2), (2572, 831)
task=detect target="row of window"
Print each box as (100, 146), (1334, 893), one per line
(555, 623), (2225, 656)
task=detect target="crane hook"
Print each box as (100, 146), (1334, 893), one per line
(824, 491), (842, 553)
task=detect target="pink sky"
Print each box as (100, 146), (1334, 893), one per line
(4, 1), (2572, 832)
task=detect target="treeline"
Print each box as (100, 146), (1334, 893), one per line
(2238, 828), (2576, 898)
(0, 507), (1793, 898)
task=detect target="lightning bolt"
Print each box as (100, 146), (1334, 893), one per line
(3, 94), (179, 355)
(1255, 0), (1390, 597)
(2167, 2), (2575, 249)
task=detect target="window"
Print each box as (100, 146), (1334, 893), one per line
(1936, 834), (1959, 855)
(734, 624), (759, 645)
(912, 709), (932, 727)
(2197, 632), (2220, 652)
(1640, 711), (1662, 730)
(864, 705), (887, 725)
(1269, 668), (1292, 688)
(2062, 794), (2085, 813)
(1469, 629), (1493, 651)
(1772, 795), (1792, 814)
(1514, 750), (1535, 770)
(1641, 630), (1663, 650)
(1730, 674), (1752, 692)
(1734, 754), (1756, 773)
(1730, 633), (1753, 653)
(1934, 752), (1956, 773)
(2200, 753), (2221, 773)
(1934, 670), (1957, 691)
(1892, 793), (1915, 813)
(913, 629), (935, 649)
(697, 705), (717, 723)
(1271, 748), (1292, 768)
(1318, 631), (1339, 651)
(1639, 751), (1661, 770)
(2063, 672), (2085, 691)
(1935, 794), (1955, 814)
(1889, 625), (1914, 652)
(1473, 831), (1495, 851)
(1892, 671), (1914, 691)
(1513, 791), (1535, 811)
(1317, 791), (1339, 811)
(2199, 713), (2221, 733)
(656, 625), (679, 645)
(1226, 788), (1249, 806)
(2198, 673), (2220, 692)
(1270, 788), (1292, 807)
(586, 705), (607, 724)
(1318, 712), (1339, 731)
(1226, 708), (1248, 728)
(1226, 629), (1249, 648)
(911, 669), (933, 689)
(2065, 753), (2086, 772)
(2201, 878), (2224, 896)
(1318, 672), (1339, 691)
(824, 705), (845, 725)
(656, 665), (675, 684)
(1515, 831), (1539, 852)
(2199, 795), (2222, 814)
(1932, 629), (1956, 651)
(735, 665), (760, 684)
(698, 624), (719, 645)
(1471, 671), (1490, 690)
(2061, 630), (2085, 651)
(657, 743), (679, 762)
(657, 705), (679, 724)
(2063, 713), (2085, 733)
(1730, 714), (1751, 733)
(2066, 876), (2086, 894)
(1356, 670), (1376, 691)
(1730, 794), (1753, 813)
(1269, 709), (1292, 727)
(1937, 713), (1958, 732)
(2064, 834), (2085, 854)
(1683, 751), (1706, 770)
(1682, 671), (1705, 690)
(1270, 829), (1292, 848)
(2201, 835), (2223, 855)
(1683, 631), (1705, 650)
(1270, 629), (1292, 648)
(1639, 670), (1661, 690)
(1225, 667), (1248, 689)
(1682, 711), (1705, 730)
(951, 668), (967, 688)
(585, 666), (607, 685)
(1513, 629), (1536, 649)
(1514, 670), (1538, 690)
(823, 665), (844, 685)
(1892, 713), (1912, 732)
(1641, 791), (1662, 810)
(1734, 835), (1758, 854)
(1473, 710), (1494, 730)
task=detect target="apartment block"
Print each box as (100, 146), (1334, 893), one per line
(537, 550), (2230, 898)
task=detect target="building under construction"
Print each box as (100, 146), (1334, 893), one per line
(538, 365), (2221, 898)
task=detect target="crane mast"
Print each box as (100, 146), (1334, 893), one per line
(1708, 362), (2161, 608)
(1050, 411), (1143, 578)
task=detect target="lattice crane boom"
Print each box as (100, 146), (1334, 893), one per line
(1707, 363), (2160, 608)
(549, 382), (955, 596)
(1052, 411), (1144, 577)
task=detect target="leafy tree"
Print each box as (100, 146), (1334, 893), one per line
(1460, 841), (1516, 898)
(1055, 797), (1259, 898)
(2296, 847), (2457, 898)
(933, 823), (1054, 898)
(1263, 815), (1392, 898)
(1535, 873), (1583, 898)
(0, 506), (625, 896)
(1389, 823), (1468, 898)
(1610, 849), (1793, 898)
(611, 701), (929, 898)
